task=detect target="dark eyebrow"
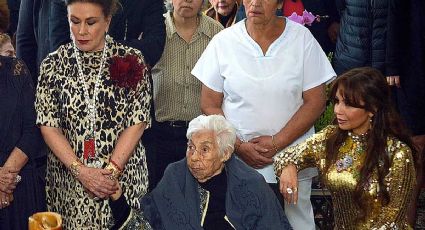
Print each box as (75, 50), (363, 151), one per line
(70, 15), (100, 21)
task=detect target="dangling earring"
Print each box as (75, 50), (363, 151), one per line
(369, 116), (373, 129)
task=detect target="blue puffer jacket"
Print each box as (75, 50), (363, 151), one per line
(333, 0), (397, 75)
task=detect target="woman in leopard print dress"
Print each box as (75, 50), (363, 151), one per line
(35, 0), (151, 228)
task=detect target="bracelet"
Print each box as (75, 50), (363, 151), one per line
(109, 158), (123, 172)
(271, 135), (279, 153)
(70, 160), (83, 178)
(105, 161), (123, 180)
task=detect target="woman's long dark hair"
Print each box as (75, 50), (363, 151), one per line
(325, 67), (415, 220)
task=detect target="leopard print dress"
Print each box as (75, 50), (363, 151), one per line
(35, 37), (151, 229)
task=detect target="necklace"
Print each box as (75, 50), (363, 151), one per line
(336, 132), (368, 173)
(73, 38), (108, 167)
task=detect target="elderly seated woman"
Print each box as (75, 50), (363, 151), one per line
(108, 114), (291, 229)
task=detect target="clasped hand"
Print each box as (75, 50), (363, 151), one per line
(77, 166), (119, 199)
(0, 166), (19, 209)
(237, 135), (278, 169)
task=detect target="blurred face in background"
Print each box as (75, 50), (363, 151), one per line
(0, 35), (15, 57)
(243, 0), (281, 26)
(209, 0), (237, 16)
(67, 2), (111, 52)
(172, 0), (204, 20)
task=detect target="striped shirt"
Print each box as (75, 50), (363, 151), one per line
(152, 12), (223, 122)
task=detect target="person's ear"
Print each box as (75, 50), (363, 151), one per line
(222, 148), (232, 162)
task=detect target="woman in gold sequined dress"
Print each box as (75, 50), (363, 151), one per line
(274, 67), (416, 229)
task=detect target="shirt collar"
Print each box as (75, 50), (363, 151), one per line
(165, 11), (215, 39)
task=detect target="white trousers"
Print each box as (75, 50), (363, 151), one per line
(284, 178), (315, 230)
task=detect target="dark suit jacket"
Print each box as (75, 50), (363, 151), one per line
(49, 0), (166, 67)
(16, 0), (51, 85)
(6, 0), (20, 35)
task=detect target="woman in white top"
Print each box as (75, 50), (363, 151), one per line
(192, 0), (335, 228)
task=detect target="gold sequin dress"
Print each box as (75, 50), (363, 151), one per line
(274, 125), (416, 229)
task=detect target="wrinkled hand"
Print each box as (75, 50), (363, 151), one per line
(0, 167), (19, 193)
(279, 164), (298, 204)
(110, 181), (123, 201)
(237, 142), (273, 169)
(0, 191), (13, 209)
(386, 76), (400, 88)
(250, 135), (277, 158)
(77, 166), (118, 199)
(327, 22), (340, 43)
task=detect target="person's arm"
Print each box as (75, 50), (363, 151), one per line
(369, 146), (416, 229)
(36, 55), (116, 199)
(276, 84), (326, 148)
(201, 85), (272, 168)
(0, 166), (18, 194)
(274, 125), (335, 204)
(385, 0), (403, 87)
(15, 0), (38, 82)
(109, 123), (146, 170)
(109, 183), (153, 230)
(123, 0), (166, 67)
(109, 184), (131, 229)
(40, 126), (117, 199)
(110, 51), (152, 169)
(250, 84), (327, 158)
(4, 59), (42, 171)
(10, 60), (44, 161)
(50, 0), (71, 51)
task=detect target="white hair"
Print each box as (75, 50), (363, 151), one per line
(186, 115), (237, 156)
(164, 0), (207, 12)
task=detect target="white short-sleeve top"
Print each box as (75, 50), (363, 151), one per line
(192, 18), (336, 183)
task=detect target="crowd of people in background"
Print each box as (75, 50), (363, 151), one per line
(0, 0), (424, 229)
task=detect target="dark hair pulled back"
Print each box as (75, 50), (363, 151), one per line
(64, 0), (119, 17)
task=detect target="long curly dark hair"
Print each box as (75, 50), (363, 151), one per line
(324, 67), (415, 220)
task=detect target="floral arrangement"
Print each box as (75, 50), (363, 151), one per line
(287, 10), (317, 26)
(109, 54), (145, 90)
